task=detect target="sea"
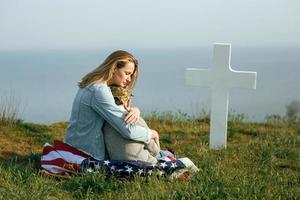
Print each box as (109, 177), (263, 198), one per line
(0, 46), (299, 124)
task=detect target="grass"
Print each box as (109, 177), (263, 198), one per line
(0, 112), (299, 200)
(0, 91), (20, 126)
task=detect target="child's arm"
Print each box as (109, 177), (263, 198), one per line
(146, 139), (161, 156)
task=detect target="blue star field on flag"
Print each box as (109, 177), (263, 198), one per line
(80, 158), (186, 178)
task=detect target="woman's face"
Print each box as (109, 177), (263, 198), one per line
(109, 62), (135, 87)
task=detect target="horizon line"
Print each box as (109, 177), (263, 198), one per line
(0, 44), (300, 53)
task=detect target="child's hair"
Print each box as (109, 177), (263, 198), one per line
(109, 85), (133, 105)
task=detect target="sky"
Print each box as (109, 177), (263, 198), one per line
(0, 0), (299, 50)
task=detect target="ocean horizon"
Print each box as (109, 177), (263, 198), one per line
(0, 46), (299, 124)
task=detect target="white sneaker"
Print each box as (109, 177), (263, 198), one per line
(178, 157), (200, 173)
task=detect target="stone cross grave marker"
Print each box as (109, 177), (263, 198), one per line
(185, 43), (257, 149)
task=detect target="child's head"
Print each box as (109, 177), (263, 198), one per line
(109, 85), (133, 106)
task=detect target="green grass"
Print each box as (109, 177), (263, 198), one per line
(0, 113), (299, 200)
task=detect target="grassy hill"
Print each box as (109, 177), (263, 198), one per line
(0, 113), (299, 199)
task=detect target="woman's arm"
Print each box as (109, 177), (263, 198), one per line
(123, 97), (142, 124)
(124, 107), (141, 124)
(90, 84), (151, 143)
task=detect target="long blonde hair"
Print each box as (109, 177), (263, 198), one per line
(78, 50), (139, 89)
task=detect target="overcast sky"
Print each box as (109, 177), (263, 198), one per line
(0, 0), (299, 50)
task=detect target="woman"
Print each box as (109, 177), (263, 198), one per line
(64, 50), (159, 161)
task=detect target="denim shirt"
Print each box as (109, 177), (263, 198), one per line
(64, 83), (151, 160)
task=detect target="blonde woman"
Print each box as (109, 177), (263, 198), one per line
(64, 50), (159, 161)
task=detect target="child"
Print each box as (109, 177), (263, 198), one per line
(108, 85), (160, 157)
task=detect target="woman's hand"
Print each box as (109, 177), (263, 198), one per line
(124, 107), (140, 124)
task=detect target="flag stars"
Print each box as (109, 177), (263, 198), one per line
(171, 162), (177, 168)
(124, 165), (130, 169)
(160, 162), (167, 168)
(95, 163), (101, 170)
(137, 169), (144, 176)
(104, 160), (111, 166)
(126, 167), (133, 174)
(117, 169), (123, 172)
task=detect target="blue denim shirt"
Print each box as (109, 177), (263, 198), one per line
(64, 83), (151, 160)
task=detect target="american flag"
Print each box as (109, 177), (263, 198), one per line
(40, 140), (194, 179)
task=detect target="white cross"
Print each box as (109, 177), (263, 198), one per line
(185, 43), (257, 149)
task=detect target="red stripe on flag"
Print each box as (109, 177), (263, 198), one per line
(41, 158), (81, 172)
(53, 140), (93, 159)
(167, 155), (176, 161)
(42, 145), (56, 156)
